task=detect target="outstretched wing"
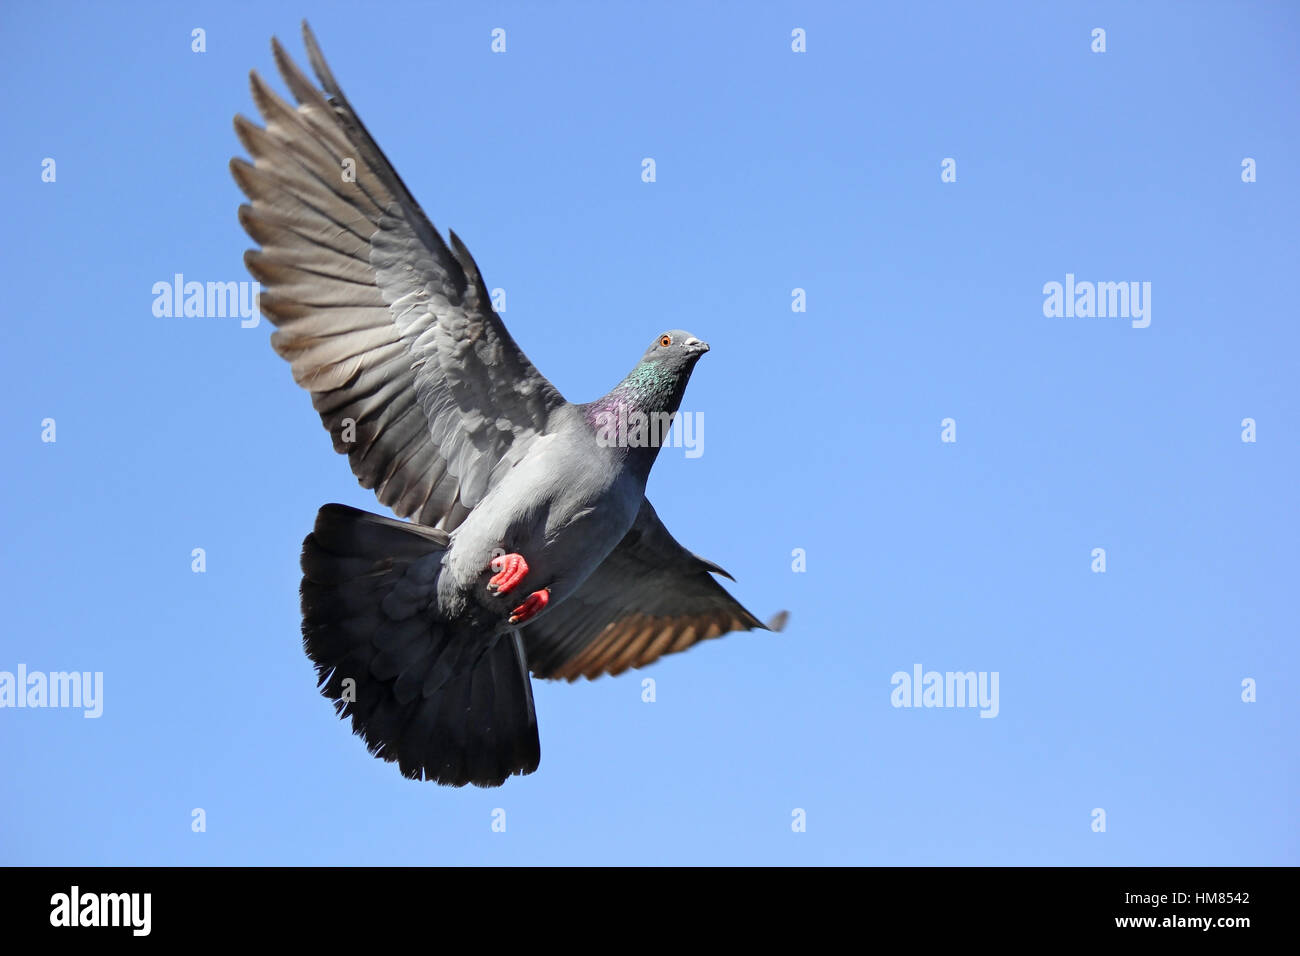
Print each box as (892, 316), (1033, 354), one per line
(523, 499), (787, 681)
(232, 22), (565, 530)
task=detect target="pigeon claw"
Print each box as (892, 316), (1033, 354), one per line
(487, 552), (529, 596)
(508, 588), (550, 625)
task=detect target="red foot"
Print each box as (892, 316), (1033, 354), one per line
(508, 588), (550, 625)
(487, 552), (529, 596)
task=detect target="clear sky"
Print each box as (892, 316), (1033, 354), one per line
(1, 1), (1295, 865)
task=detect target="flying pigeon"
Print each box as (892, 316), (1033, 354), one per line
(231, 22), (787, 787)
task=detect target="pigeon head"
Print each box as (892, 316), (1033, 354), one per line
(583, 330), (709, 467)
(616, 329), (709, 414)
(638, 329), (710, 368)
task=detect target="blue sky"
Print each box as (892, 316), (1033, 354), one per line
(1, 1), (1295, 865)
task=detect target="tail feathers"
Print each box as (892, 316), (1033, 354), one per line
(300, 504), (540, 787)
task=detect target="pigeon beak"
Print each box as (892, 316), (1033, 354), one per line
(683, 337), (710, 355)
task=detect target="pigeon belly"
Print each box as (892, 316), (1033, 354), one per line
(440, 436), (641, 624)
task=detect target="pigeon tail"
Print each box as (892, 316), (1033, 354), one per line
(299, 504), (540, 787)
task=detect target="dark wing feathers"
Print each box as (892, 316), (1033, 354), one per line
(233, 22), (564, 531)
(524, 499), (785, 681)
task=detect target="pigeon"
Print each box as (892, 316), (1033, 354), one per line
(231, 22), (788, 787)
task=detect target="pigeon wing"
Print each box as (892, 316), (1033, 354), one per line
(523, 499), (786, 681)
(232, 22), (565, 530)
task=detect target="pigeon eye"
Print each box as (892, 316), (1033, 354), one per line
(658, 334), (672, 348)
